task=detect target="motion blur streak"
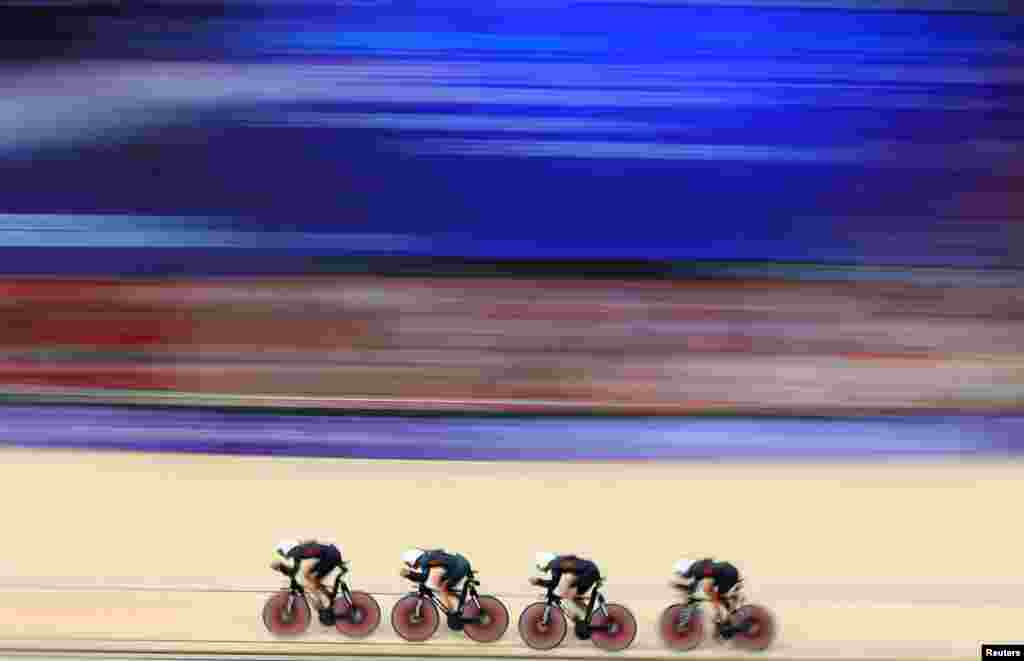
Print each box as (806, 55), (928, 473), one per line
(0, 1), (1021, 659)
(1, 1), (1022, 270)
(0, 276), (1021, 415)
(1, 404), (1019, 459)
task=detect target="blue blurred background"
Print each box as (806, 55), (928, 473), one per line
(0, 0), (1021, 272)
(0, 0), (1021, 440)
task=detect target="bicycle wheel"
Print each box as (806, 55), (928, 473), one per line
(518, 602), (567, 650)
(391, 594), (440, 642)
(463, 594), (510, 643)
(659, 603), (705, 651)
(729, 604), (777, 652)
(590, 602), (638, 652)
(262, 591), (311, 636)
(334, 590), (382, 639)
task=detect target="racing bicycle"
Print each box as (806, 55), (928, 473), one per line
(658, 583), (776, 652)
(391, 568), (510, 643)
(518, 575), (638, 652)
(262, 560), (381, 638)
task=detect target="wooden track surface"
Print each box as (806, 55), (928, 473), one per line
(2, 449), (1021, 659)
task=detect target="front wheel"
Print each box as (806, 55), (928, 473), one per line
(518, 602), (568, 651)
(334, 590), (382, 638)
(590, 603), (638, 652)
(729, 604), (777, 651)
(262, 591), (311, 636)
(659, 603), (705, 651)
(463, 595), (510, 643)
(391, 594), (440, 642)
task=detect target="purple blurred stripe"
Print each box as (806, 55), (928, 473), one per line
(0, 404), (1020, 460)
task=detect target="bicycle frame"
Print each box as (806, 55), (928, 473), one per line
(675, 590), (752, 636)
(281, 561), (358, 620)
(539, 578), (612, 631)
(675, 593), (711, 627)
(409, 570), (486, 624)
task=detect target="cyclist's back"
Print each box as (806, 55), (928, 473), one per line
(401, 548), (473, 626)
(552, 555), (599, 578)
(288, 541), (340, 565)
(272, 538), (344, 626)
(420, 549), (471, 584)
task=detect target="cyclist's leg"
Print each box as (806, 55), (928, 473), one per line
(427, 567), (458, 611)
(316, 561), (344, 607)
(573, 571), (598, 613)
(556, 572), (585, 620)
(706, 582), (726, 624)
(724, 579), (746, 611)
(716, 566), (741, 623)
(444, 559), (469, 610)
(298, 558), (332, 610)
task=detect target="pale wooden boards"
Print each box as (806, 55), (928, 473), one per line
(1, 449), (1021, 659)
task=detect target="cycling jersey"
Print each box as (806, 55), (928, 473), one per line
(286, 542), (343, 578)
(681, 558), (740, 595)
(543, 555), (600, 594)
(414, 549), (471, 587)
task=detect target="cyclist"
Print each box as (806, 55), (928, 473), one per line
(671, 557), (746, 636)
(400, 548), (473, 628)
(271, 538), (344, 626)
(531, 552), (600, 636)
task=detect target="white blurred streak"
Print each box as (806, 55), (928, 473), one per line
(234, 110), (659, 133)
(396, 137), (1021, 168)
(0, 214), (427, 249)
(0, 59), (1017, 154)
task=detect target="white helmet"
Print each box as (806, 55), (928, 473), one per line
(673, 558), (696, 576)
(535, 551), (557, 571)
(402, 548), (424, 566)
(275, 539), (299, 556)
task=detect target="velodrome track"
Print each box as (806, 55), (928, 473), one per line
(1, 406), (1022, 660)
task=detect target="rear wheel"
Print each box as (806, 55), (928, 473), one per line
(391, 594), (440, 642)
(518, 602), (567, 651)
(262, 591), (311, 636)
(590, 602), (638, 652)
(463, 595), (510, 643)
(729, 604), (777, 651)
(658, 603), (705, 651)
(334, 590), (381, 638)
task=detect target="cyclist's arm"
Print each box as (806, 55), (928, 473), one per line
(673, 565), (699, 592)
(404, 561), (428, 583)
(272, 551), (297, 575)
(546, 566), (563, 590)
